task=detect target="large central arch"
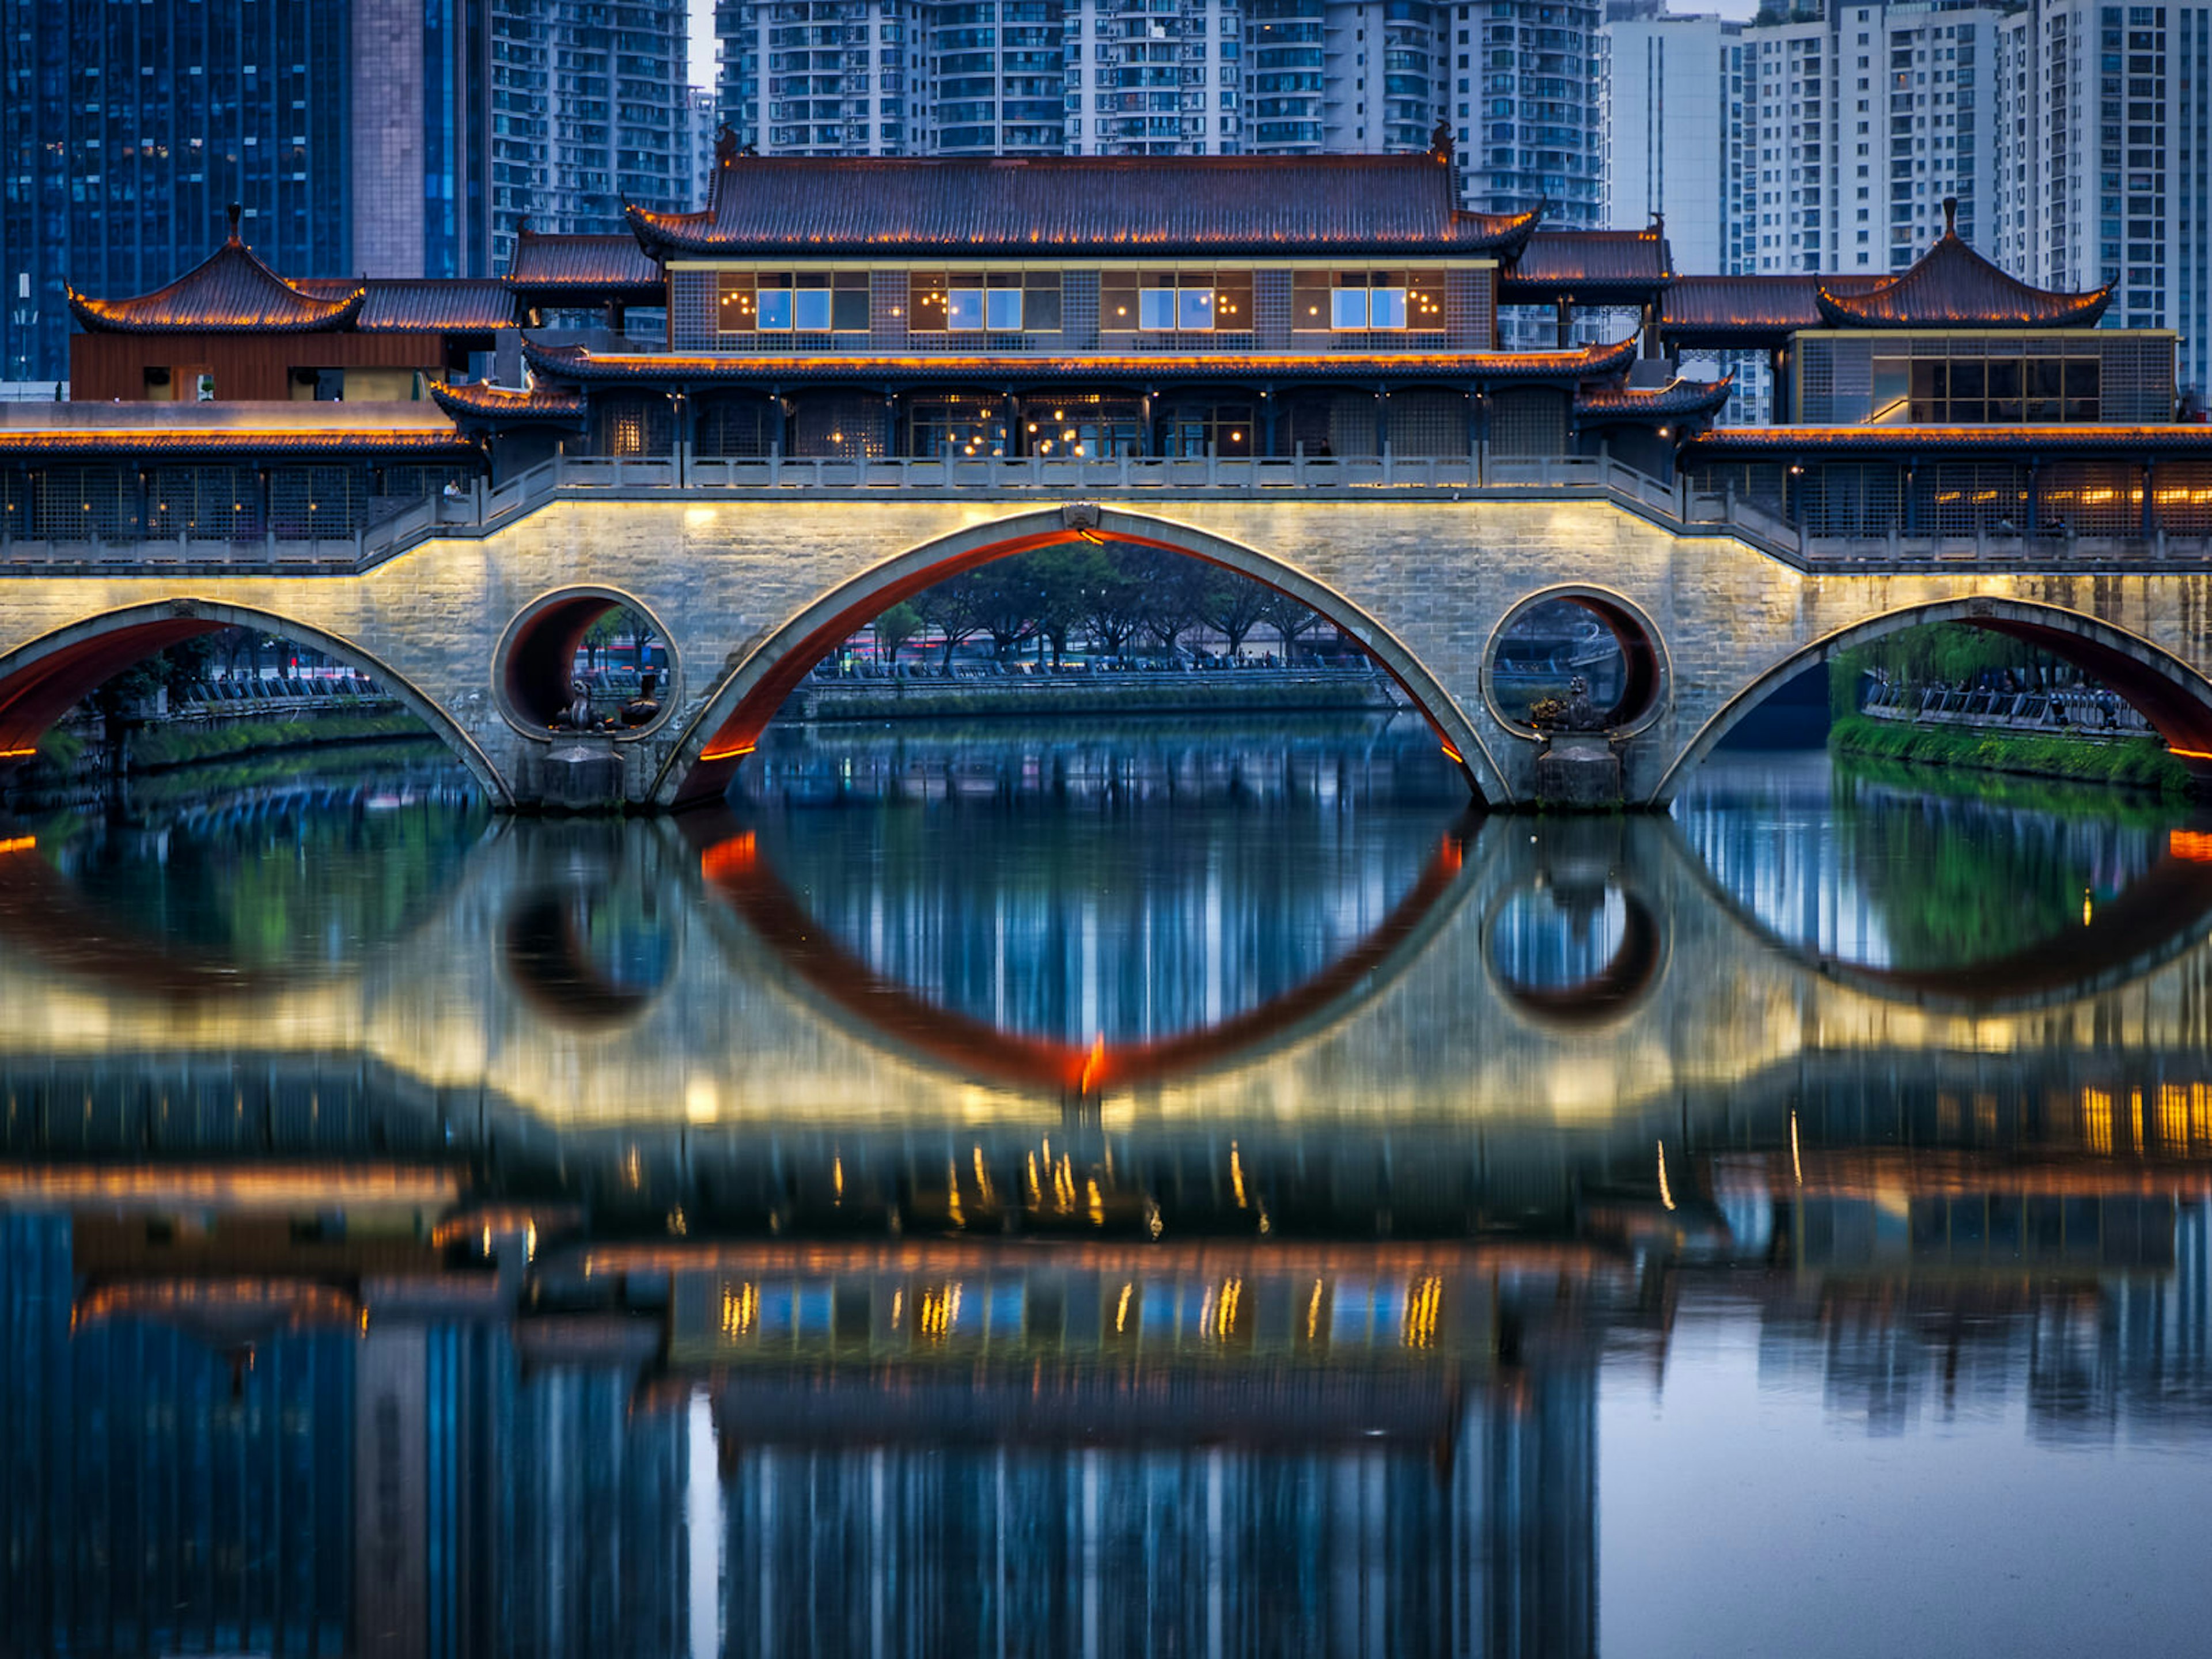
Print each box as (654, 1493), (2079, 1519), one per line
(0, 597), (513, 805)
(652, 506), (1505, 808)
(1653, 596), (2212, 802)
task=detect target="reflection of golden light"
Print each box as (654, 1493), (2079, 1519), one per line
(719, 1282), (757, 1339)
(2170, 830), (2212, 861)
(1403, 1275), (1442, 1348)
(0, 835), (37, 853)
(1657, 1140), (1675, 1210)
(1790, 1110), (1803, 1187)
(1086, 1178), (1104, 1226)
(946, 1160), (964, 1228)
(1115, 1282), (1132, 1334)
(2084, 1088), (2114, 1156)
(917, 1282), (961, 1340)
(972, 1147), (994, 1206)
(1307, 1279), (1324, 1341)
(1230, 1142), (1246, 1209)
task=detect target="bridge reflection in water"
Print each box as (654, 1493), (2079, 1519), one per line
(2, 753), (2212, 1653)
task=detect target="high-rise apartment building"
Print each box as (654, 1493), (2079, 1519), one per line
(1995, 0), (2212, 406)
(487, 0), (696, 272)
(1450, 0), (1605, 221)
(1601, 7), (1744, 273)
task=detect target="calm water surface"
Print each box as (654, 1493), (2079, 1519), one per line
(2, 718), (2209, 1657)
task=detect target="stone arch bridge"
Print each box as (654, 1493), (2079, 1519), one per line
(6, 486), (2212, 808)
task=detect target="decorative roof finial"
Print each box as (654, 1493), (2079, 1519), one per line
(1942, 195), (1959, 238)
(714, 124), (738, 166)
(1429, 116), (1456, 164)
(225, 202), (243, 243)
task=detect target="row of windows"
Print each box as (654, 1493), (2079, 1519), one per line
(711, 267), (1453, 335)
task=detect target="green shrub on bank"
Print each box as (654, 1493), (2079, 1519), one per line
(1830, 713), (2193, 796)
(129, 712), (430, 771)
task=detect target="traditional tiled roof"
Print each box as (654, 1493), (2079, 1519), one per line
(1815, 201), (2113, 329)
(295, 278), (516, 332)
(521, 335), (1641, 386)
(69, 206), (364, 335)
(430, 380), (588, 425)
(1658, 275), (1886, 346)
(1501, 226), (1671, 299)
(505, 227), (666, 298)
(0, 424), (473, 459)
(1687, 425), (2212, 457)
(625, 152), (1541, 259)
(1575, 375), (1733, 423)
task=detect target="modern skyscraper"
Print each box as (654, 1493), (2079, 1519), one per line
(1449, 0), (1605, 222)
(1, 0), (354, 384)
(1601, 7), (1744, 274)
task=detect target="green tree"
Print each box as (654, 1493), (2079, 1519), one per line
(872, 601), (922, 668)
(1258, 589), (1324, 662)
(1074, 548), (1149, 659)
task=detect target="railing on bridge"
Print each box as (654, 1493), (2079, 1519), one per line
(0, 447), (2202, 574)
(1861, 677), (2156, 740)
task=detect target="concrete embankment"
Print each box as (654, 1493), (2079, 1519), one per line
(1830, 712), (2194, 796)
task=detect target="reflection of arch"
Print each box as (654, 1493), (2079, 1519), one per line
(0, 599), (512, 804)
(653, 507), (1505, 808)
(0, 798), (497, 1000)
(500, 887), (676, 1030)
(1656, 597), (2212, 802)
(686, 810), (1479, 1093)
(1481, 886), (1667, 1029)
(1674, 817), (2212, 1016)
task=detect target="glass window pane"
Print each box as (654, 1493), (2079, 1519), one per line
(985, 287), (1024, 330)
(1291, 271), (1331, 329)
(717, 274), (755, 334)
(756, 289), (793, 331)
(910, 273), (947, 331)
(1331, 288), (1369, 329)
(1179, 287), (1214, 330)
(1024, 279), (1060, 333)
(1214, 272), (1253, 329)
(792, 289), (834, 331)
(1369, 287), (1408, 329)
(946, 288), (986, 330)
(1100, 272), (1138, 329)
(1139, 289), (1177, 329)
(1408, 270), (1447, 327)
(831, 286), (870, 331)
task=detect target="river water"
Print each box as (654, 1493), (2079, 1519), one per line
(2, 715), (2209, 1657)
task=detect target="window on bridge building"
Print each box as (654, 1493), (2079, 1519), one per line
(907, 271), (1061, 334)
(1290, 270), (1445, 332)
(717, 270), (871, 335)
(1100, 270), (1255, 333)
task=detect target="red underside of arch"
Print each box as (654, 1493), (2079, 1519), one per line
(671, 529), (1465, 807)
(690, 817), (1469, 1094)
(0, 619), (224, 760)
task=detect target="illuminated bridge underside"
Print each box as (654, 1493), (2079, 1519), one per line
(6, 497), (2212, 805)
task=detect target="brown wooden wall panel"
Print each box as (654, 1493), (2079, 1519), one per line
(70, 332), (448, 402)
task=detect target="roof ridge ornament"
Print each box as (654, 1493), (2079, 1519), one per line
(1430, 116), (1455, 164)
(714, 124), (738, 167)
(1942, 195), (1959, 238)
(225, 202), (243, 244)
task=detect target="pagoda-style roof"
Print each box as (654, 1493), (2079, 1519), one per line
(69, 205), (366, 335)
(1501, 225), (1672, 301)
(296, 278), (517, 333)
(1575, 375), (1732, 425)
(430, 380), (588, 426)
(1815, 200), (2113, 329)
(1658, 274), (1885, 348)
(521, 335), (1641, 387)
(505, 226), (666, 302)
(625, 148), (1541, 260)
(0, 403), (474, 459)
